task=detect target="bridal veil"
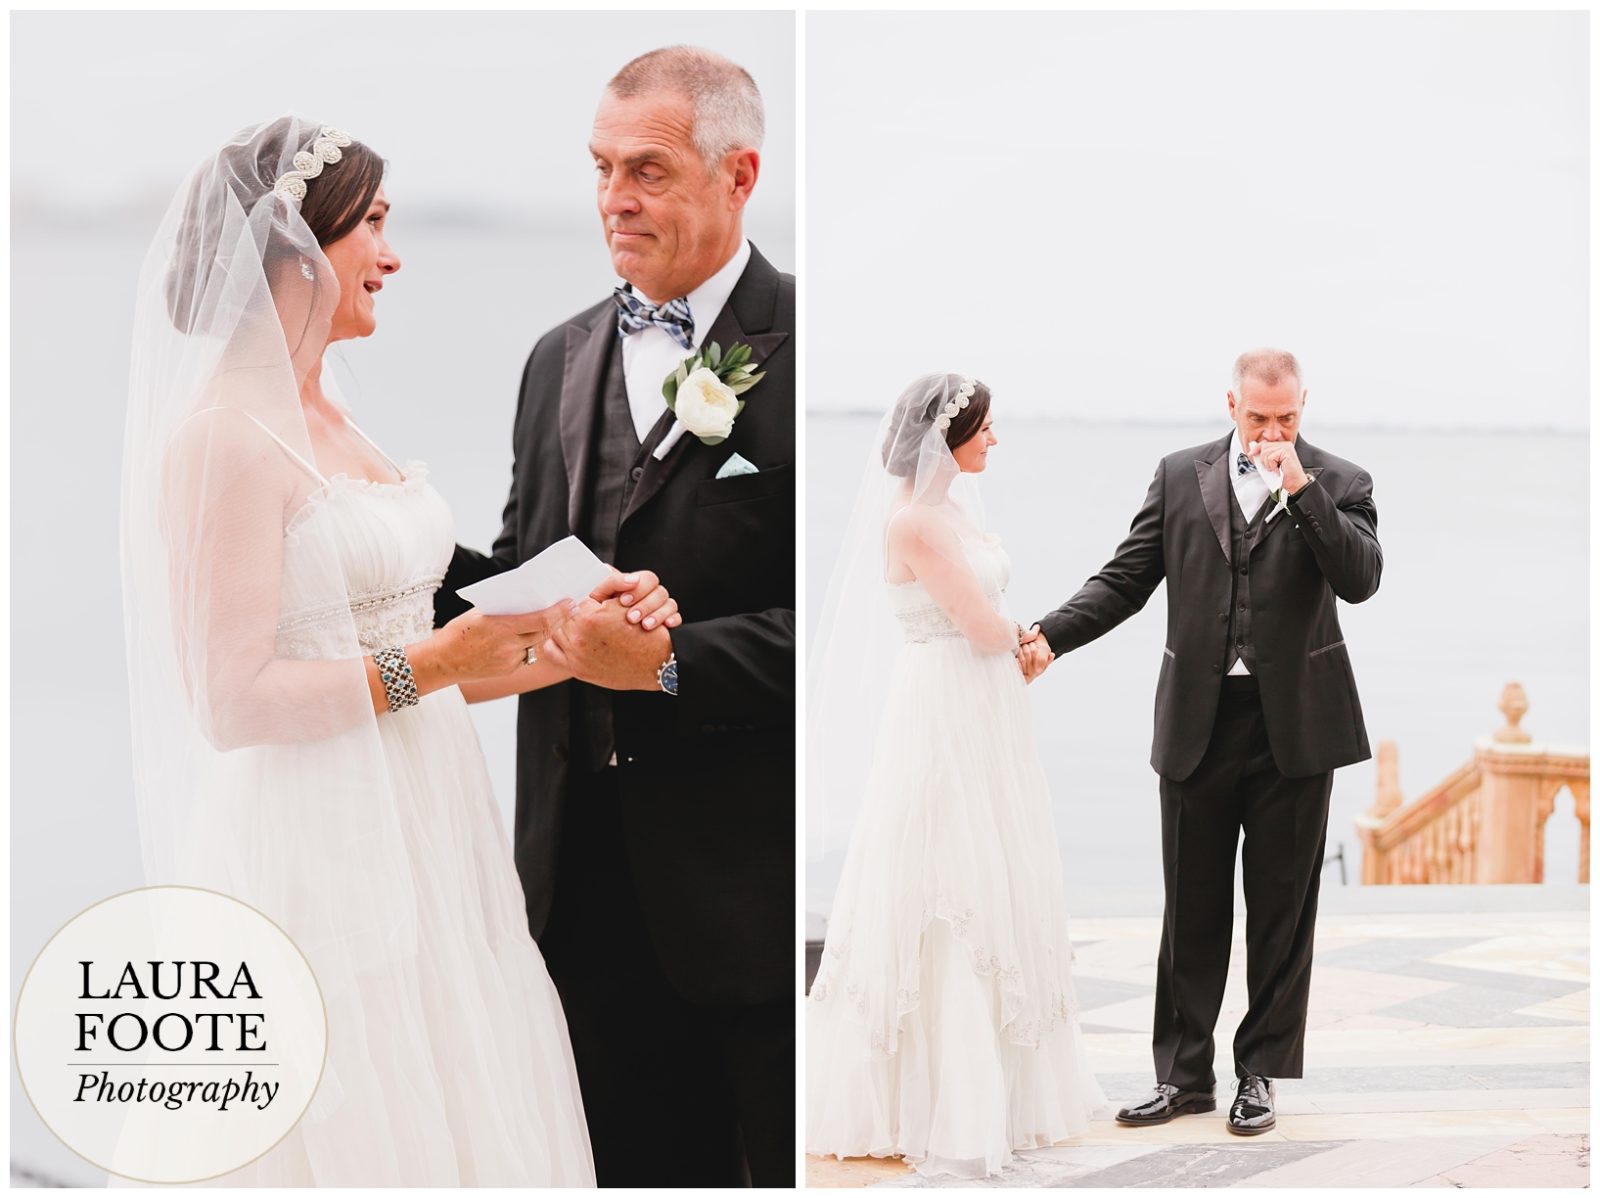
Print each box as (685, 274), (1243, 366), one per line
(120, 116), (449, 1179)
(806, 373), (1004, 896)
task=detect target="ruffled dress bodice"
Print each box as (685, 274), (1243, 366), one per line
(886, 534), (1012, 643)
(275, 463), (453, 660)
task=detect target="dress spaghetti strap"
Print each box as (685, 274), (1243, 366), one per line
(346, 419), (405, 481)
(183, 405), (332, 486)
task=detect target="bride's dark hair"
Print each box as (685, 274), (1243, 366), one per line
(882, 374), (993, 477)
(943, 380), (992, 450)
(165, 117), (385, 334)
(293, 135), (385, 248)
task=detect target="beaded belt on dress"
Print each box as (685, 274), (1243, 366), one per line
(894, 594), (1003, 644)
(894, 604), (963, 644)
(276, 572), (444, 657)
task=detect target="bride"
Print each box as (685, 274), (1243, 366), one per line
(120, 116), (678, 1185)
(806, 373), (1105, 1178)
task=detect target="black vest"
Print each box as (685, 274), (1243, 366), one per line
(581, 338), (645, 568)
(573, 336), (674, 769)
(1224, 485), (1272, 674)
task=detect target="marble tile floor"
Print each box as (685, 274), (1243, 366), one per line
(805, 899), (1589, 1189)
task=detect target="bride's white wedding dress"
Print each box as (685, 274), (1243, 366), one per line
(121, 117), (591, 1186)
(807, 531), (1105, 1179)
(200, 427), (594, 1186)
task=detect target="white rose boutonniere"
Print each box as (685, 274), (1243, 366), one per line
(662, 342), (766, 447)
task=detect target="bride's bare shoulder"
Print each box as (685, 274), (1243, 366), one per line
(885, 503), (960, 556)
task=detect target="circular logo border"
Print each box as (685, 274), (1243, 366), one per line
(13, 884), (330, 1185)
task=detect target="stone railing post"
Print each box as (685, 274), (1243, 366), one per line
(1471, 759), (1546, 882)
(1357, 741), (1401, 883)
(1574, 780), (1590, 884)
(1473, 683), (1567, 884)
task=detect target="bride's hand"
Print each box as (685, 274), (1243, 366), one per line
(1018, 626), (1054, 683)
(589, 568), (683, 631)
(432, 601), (577, 680)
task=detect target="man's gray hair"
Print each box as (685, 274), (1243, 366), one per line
(1232, 348), (1304, 391)
(607, 45), (764, 169)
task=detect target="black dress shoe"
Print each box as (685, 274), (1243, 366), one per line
(1228, 1074), (1276, 1135)
(1115, 1083), (1217, 1126)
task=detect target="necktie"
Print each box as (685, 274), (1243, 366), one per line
(1237, 452), (1256, 476)
(613, 288), (694, 351)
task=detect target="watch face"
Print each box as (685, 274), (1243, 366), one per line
(661, 661), (679, 695)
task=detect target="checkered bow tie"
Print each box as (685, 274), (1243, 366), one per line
(613, 288), (694, 351)
(1236, 452), (1257, 476)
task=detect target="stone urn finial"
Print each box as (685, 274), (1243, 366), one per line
(1494, 682), (1532, 743)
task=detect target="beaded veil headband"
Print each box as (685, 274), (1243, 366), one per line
(933, 376), (977, 432)
(272, 126), (354, 202)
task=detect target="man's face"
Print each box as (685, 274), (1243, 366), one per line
(589, 89), (751, 301)
(1228, 375), (1306, 449)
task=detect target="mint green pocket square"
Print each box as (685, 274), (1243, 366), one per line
(715, 453), (758, 479)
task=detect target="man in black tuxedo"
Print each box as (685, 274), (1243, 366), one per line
(1023, 349), (1380, 1135)
(436, 47), (793, 1187)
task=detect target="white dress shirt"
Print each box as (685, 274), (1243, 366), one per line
(619, 238), (752, 447)
(1229, 428), (1270, 523)
(1227, 429), (1267, 676)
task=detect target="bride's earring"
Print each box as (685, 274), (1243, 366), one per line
(299, 258), (315, 282)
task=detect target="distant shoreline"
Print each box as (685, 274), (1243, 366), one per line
(807, 413), (1590, 439)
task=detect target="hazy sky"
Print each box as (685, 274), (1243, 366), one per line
(809, 10), (1587, 431)
(11, 9), (795, 230)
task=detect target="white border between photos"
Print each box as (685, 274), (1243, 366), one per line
(3, 1), (1598, 1193)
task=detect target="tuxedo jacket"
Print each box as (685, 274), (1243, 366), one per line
(1037, 432), (1381, 782)
(438, 245), (795, 1007)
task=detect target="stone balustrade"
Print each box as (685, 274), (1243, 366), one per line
(1356, 683), (1590, 884)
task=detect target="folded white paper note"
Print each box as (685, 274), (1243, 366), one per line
(455, 535), (613, 615)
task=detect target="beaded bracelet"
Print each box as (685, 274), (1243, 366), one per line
(374, 646), (419, 713)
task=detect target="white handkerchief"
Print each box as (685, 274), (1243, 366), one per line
(455, 535), (612, 615)
(715, 453), (758, 479)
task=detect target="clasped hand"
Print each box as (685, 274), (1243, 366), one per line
(435, 568), (679, 685)
(539, 569), (679, 690)
(1017, 624), (1053, 683)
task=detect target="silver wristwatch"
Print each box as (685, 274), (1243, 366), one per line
(655, 651), (679, 696)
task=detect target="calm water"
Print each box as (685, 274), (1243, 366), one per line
(806, 414), (1590, 909)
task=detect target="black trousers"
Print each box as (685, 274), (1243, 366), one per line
(1152, 676), (1333, 1091)
(538, 765), (794, 1188)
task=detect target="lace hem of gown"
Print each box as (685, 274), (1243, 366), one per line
(808, 899), (1082, 1056)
